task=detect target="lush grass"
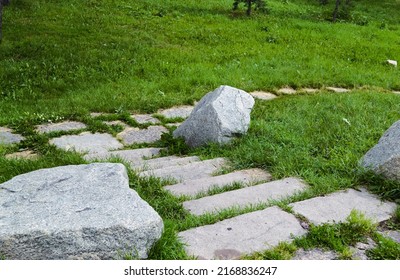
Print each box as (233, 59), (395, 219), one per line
(1, 0), (400, 259)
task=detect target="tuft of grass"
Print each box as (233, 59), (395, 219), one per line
(242, 242), (297, 260)
(367, 234), (400, 260)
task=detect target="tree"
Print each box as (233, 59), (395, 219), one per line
(320, 0), (352, 22)
(233, 0), (266, 16)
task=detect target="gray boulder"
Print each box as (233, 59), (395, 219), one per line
(361, 120), (400, 180)
(0, 163), (163, 260)
(173, 85), (254, 147)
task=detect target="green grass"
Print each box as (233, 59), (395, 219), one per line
(1, 0), (400, 259)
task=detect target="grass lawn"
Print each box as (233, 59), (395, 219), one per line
(1, 0), (400, 259)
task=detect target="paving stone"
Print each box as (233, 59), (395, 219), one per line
(326, 87), (350, 93)
(290, 188), (397, 225)
(157, 105), (194, 119)
(183, 177), (307, 216)
(165, 122), (182, 128)
(103, 120), (129, 128)
(139, 158), (227, 182)
(132, 114), (161, 125)
(165, 169), (272, 197)
(117, 126), (168, 145)
(350, 237), (377, 260)
(277, 87), (296, 95)
(90, 112), (112, 117)
(5, 150), (38, 160)
(178, 206), (307, 260)
(83, 148), (162, 161)
(0, 127), (24, 145)
(36, 121), (87, 134)
(50, 132), (123, 154)
(393, 91), (400, 95)
(292, 248), (338, 260)
(379, 230), (400, 243)
(249, 91), (278, 100)
(301, 88), (319, 93)
(130, 156), (200, 171)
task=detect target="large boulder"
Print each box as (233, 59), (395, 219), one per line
(361, 120), (400, 180)
(173, 85), (255, 147)
(0, 163), (163, 260)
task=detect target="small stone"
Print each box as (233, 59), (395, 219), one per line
(0, 127), (24, 145)
(277, 87), (296, 95)
(132, 114), (161, 125)
(36, 121), (87, 134)
(301, 88), (319, 93)
(90, 112), (111, 118)
(173, 85), (254, 148)
(326, 87), (350, 93)
(157, 106), (194, 119)
(392, 91), (400, 95)
(165, 122), (182, 128)
(49, 132), (123, 154)
(5, 150), (38, 160)
(350, 238), (377, 260)
(250, 91), (278, 100)
(292, 248), (338, 260)
(387, 60), (398, 67)
(117, 126), (168, 145)
(103, 120), (129, 128)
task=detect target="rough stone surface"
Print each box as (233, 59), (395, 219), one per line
(350, 238), (376, 260)
(130, 156), (200, 171)
(292, 248), (338, 260)
(50, 132), (123, 154)
(139, 158), (227, 182)
(173, 86), (254, 147)
(117, 126), (168, 145)
(0, 127), (24, 145)
(0, 163), (163, 260)
(183, 177), (307, 216)
(5, 150), (38, 160)
(250, 91), (277, 100)
(36, 121), (87, 134)
(178, 206), (306, 260)
(165, 168), (272, 197)
(157, 106), (194, 119)
(277, 87), (296, 95)
(132, 114), (160, 125)
(84, 148), (162, 162)
(326, 87), (350, 93)
(361, 120), (400, 180)
(290, 188), (396, 225)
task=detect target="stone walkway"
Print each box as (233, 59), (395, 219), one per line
(1, 99), (400, 260)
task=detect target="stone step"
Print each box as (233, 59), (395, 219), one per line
(164, 168), (272, 197)
(178, 206), (307, 260)
(83, 148), (163, 162)
(139, 158), (227, 182)
(130, 156), (201, 171)
(183, 177), (307, 216)
(289, 188), (397, 225)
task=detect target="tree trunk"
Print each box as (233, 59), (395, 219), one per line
(246, 0), (252, 16)
(333, 0), (341, 22)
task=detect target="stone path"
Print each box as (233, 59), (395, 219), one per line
(2, 102), (399, 260)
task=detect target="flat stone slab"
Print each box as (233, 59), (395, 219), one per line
(0, 163), (163, 260)
(183, 177), (307, 216)
(326, 87), (350, 93)
(132, 114), (161, 125)
(292, 248), (338, 260)
(165, 168), (272, 197)
(249, 91), (278, 100)
(103, 120), (129, 128)
(117, 126), (168, 145)
(36, 121), (87, 134)
(0, 127), (24, 145)
(5, 150), (38, 160)
(83, 148), (162, 162)
(130, 156), (200, 171)
(277, 87), (296, 95)
(157, 106), (194, 119)
(139, 158), (227, 182)
(50, 132), (123, 154)
(301, 88), (319, 93)
(290, 188), (397, 225)
(178, 206), (306, 259)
